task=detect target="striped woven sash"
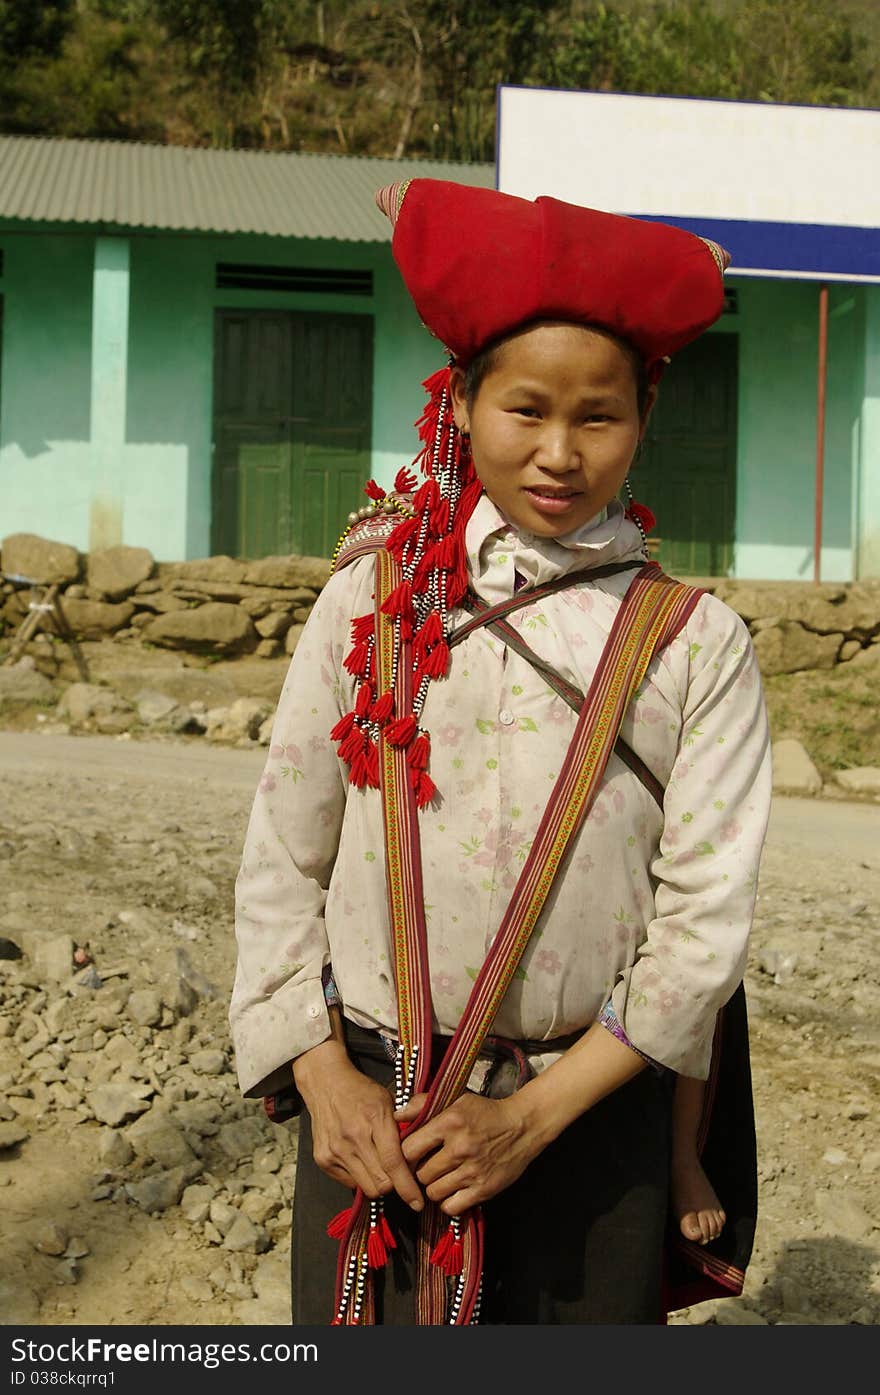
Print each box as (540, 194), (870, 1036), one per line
(330, 553), (703, 1325)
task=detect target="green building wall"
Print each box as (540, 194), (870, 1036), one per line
(0, 221), (877, 578)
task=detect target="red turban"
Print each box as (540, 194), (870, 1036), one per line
(376, 178), (729, 367)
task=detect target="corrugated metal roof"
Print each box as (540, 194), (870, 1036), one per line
(0, 136), (495, 240)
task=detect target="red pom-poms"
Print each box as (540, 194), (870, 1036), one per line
(625, 500), (657, 533)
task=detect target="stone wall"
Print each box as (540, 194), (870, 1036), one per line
(2, 530), (880, 677)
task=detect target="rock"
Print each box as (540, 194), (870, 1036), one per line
(238, 1249), (291, 1325)
(752, 622), (843, 676)
(57, 683), (132, 725)
(0, 668), (57, 708)
(205, 698), (273, 743)
(771, 738), (822, 795)
(1, 533), (80, 586)
(255, 611), (292, 640)
(130, 591), (189, 614)
(0, 1120), (30, 1149)
(61, 598), (135, 638)
(143, 603), (257, 654)
(258, 715), (274, 744)
(30, 933), (76, 985)
(98, 1128), (134, 1169)
(125, 1162), (201, 1214)
(181, 1183), (216, 1224)
(87, 546), (155, 601)
(832, 768), (880, 796)
(838, 639), (862, 662)
(134, 690), (180, 724)
(126, 1105), (197, 1169)
(216, 1117), (268, 1162)
(243, 556), (330, 589)
(126, 989), (163, 1028)
(189, 1049), (228, 1076)
(223, 1212), (271, 1255)
(31, 1221), (68, 1256)
(87, 1084), (151, 1127)
(814, 1186), (878, 1241)
(713, 1302), (769, 1325)
(821, 1147), (849, 1165)
(180, 1276), (214, 1303)
(158, 557), (247, 585)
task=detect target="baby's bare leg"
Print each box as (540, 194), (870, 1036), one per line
(671, 1075), (725, 1245)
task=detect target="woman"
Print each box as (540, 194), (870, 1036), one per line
(230, 179), (771, 1324)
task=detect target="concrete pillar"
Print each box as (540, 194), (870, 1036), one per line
(89, 236), (130, 551)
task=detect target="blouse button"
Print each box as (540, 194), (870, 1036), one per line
(308, 1004), (321, 1019)
(498, 709), (515, 726)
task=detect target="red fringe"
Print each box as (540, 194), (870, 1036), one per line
(355, 682), (373, 717)
(366, 1228), (388, 1268)
(380, 1214), (397, 1250)
(326, 1207), (352, 1240)
(329, 711), (356, 743)
(381, 579), (414, 619)
(408, 733), (430, 771)
(443, 1238), (464, 1275)
(386, 715), (417, 747)
(364, 479), (386, 502)
(413, 477), (440, 512)
(413, 770), (437, 808)
(349, 750), (370, 788)
(421, 641), (449, 678)
(365, 740), (380, 788)
(429, 496), (450, 533)
(351, 613), (375, 643)
(370, 690), (394, 723)
(430, 1226), (453, 1267)
(394, 466), (417, 493)
(343, 641), (370, 677)
(337, 725), (366, 763)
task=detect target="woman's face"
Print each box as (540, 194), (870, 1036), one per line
(450, 321), (654, 540)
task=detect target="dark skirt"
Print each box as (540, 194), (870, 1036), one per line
(291, 1021), (671, 1325)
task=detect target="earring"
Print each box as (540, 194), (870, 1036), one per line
(623, 476), (656, 551)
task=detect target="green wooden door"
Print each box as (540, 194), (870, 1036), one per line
(212, 310), (373, 558)
(635, 334), (738, 577)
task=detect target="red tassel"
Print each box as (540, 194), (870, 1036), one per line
(381, 579), (413, 618)
(421, 609), (443, 646)
(351, 613), (375, 643)
(434, 533), (456, 569)
(367, 1227), (388, 1268)
(413, 770), (437, 808)
(337, 724), (366, 763)
(430, 1227), (453, 1267)
(386, 515), (419, 555)
(329, 711), (356, 743)
(364, 479), (386, 502)
(343, 641), (370, 677)
(429, 496), (450, 533)
(413, 477), (440, 513)
(365, 740), (380, 788)
(370, 690), (394, 723)
(408, 733), (430, 771)
(444, 1238), (464, 1275)
(355, 682), (373, 717)
(327, 1207), (352, 1240)
(380, 1214), (397, 1250)
(626, 501), (657, 533)
(395, 466), (417, 494)
(349, 750), (369, 788)
(386, 715), (417, 747)
(422, 641), (449, 678)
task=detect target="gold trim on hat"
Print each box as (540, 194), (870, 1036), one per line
(699, 237), (732, 278)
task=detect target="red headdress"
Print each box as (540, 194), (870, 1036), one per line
(331, 179), (730, 805)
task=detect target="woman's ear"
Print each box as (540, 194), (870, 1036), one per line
(449, 365), (470, 433)
(638, 384), (658, 442)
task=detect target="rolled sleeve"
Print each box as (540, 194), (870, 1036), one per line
(229, 568), (360, 1097)
(611, 599), (772, 1077)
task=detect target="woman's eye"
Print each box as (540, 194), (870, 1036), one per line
(513, 406), (540, 418)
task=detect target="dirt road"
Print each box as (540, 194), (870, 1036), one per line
(1, 730), (878, 1327)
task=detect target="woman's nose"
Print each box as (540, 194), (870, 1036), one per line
(535, 426), (578, 472)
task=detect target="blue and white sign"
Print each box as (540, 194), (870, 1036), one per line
(497, 87), (880, 283)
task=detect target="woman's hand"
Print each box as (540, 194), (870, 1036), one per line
(293, 1031), (424, 1211)
(395, 1091), (540, 1216)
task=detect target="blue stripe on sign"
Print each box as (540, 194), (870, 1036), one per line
(626, 214), (880, 280)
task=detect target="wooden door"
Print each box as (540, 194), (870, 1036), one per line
(636, 334), (738, 577)
(212, 310), (373, 559)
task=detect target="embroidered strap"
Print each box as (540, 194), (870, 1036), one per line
(331, 556), (704, 1326)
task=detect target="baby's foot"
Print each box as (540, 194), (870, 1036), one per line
(671, 1154), (726, 1246)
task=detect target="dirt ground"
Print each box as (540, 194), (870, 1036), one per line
(1, 716), (879, 1329)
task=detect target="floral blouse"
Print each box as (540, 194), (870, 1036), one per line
(230, 494), (772, 1098)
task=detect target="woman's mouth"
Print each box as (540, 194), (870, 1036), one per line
(524, 487), (581, 515)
